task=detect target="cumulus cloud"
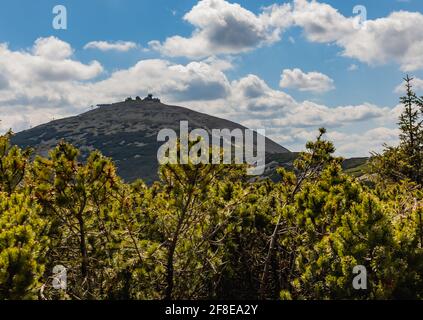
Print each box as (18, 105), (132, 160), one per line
(0, 73), (9, 90)
(0, 38), (103, 83)
(395, 76), (423, 93)
(219, 73), (397, 156)
(230, 74), (295, 113)
(84, 41), (138, 52)
(279, 68), (335, 93)
(202, 56), (234, 71)
(149, 0), (423, 72)
(0, 105), (72, 133)
(229, 74), (387, 127)
(271, 102), (387, 127)
(292, 0), (353, 43)
(33, 36), (74, 60)
(150, 0), (292, 58)
(0, 36), (400, 157)
(348, 64), (358, 71)
(93, 59), (232, 102)
(292, 0), (423, 71)
(0, 37), (233, 132)
(326, 127), (400, 157)
(0, 37), (105, 131)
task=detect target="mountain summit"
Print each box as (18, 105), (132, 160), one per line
(12, 98), (290, 183)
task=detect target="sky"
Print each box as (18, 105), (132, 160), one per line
(0, 0), (423, 157)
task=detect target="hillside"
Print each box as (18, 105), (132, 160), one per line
(12, 98), (290, 183)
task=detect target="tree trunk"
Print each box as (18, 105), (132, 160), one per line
(77, 214), (89, 287)
(165, 215), (185, 300)
(260, 212), (282, 299)
(165, 238), (177, 300)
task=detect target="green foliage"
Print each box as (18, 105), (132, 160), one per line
(1, 81), (423, 300)
(0, 192), (48, 299)
(0, 131), (31, 194)
(29, 141), (123, 299)
(370, 75), (423, 184)
(157, 147), (248, 299)
(290, 168), (398, 299)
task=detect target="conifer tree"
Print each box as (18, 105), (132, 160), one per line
(29, 142), (122, 299)
(0, 192), (48, 299)
(0, 131), (32, 194)
(156, 139), (248, 299)
(0, 132), (47, 299)
(371, 76), (423, 184)
(398, 75), (423, 183)
(260, 128), (341, 299)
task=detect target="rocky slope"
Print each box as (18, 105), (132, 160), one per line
(12, 98), (290, 183)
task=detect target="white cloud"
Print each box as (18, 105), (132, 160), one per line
(0, 105), (71, 133)
(293, 0), (423, 71)
(326, 127), (400, 157)
(202, 56), (234, 71)
(0, 37), (400, 157)
(93, 59), (232, 102)
(150, 0), (423, 72)
(271, 102), (387, 127)
(0, 37), (104, 132)
(84, 41), (138, 52)
(292, 0), (353, 43)
(229, 74), (387, 127)
(33, 36), (73, 60)
(150, 0), (292, 58)
(279, 68), (335, 93)
(348, 64), (358, 71)
(0, 38), (233, 132)
(220, 73), (396, 156)
(0, 73), (9, 90)
(395, 76), (423, 93)
(0, 38), (103, 83)
(147, 0), (423, 72)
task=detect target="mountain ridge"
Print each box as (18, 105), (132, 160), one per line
(12, 99), (290, 183)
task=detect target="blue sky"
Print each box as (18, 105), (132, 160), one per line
(0, 0), (423, 156)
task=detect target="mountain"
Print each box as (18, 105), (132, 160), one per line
(12, 98), (290, 183)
